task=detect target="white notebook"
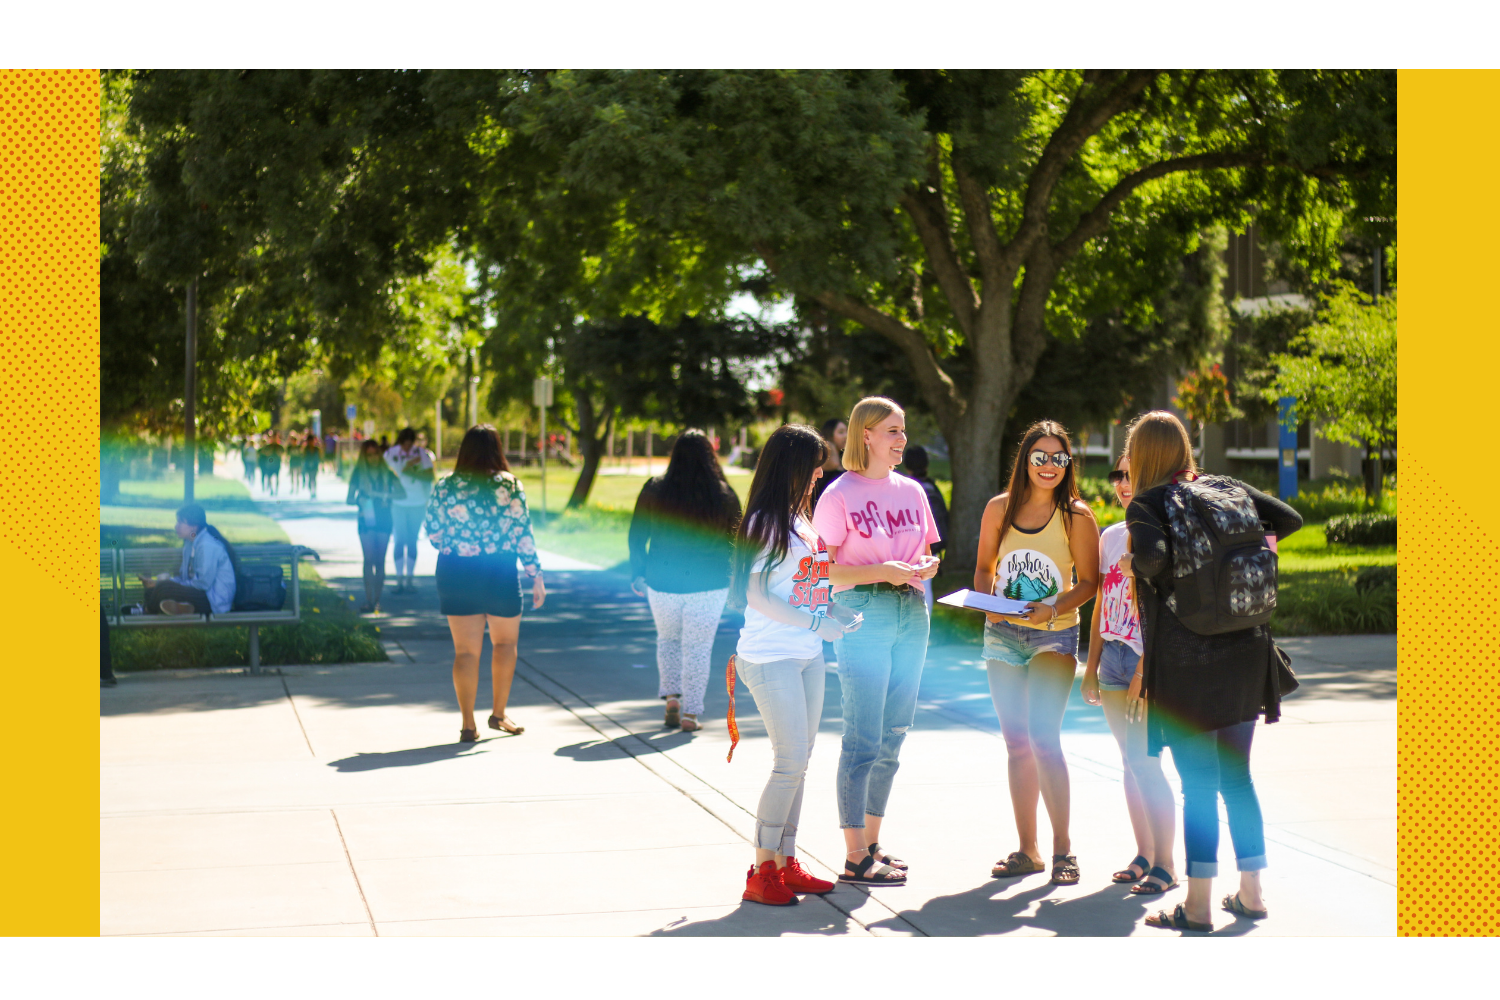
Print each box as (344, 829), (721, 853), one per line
(936, 588), (1034, 617)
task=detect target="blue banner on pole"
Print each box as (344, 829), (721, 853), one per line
(1278, 396), (1298, 501)
(345, 403), (357, 421)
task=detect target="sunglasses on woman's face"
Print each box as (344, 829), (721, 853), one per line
(1108, 470), (1130, 484)
(1028, 449), (1071, 469)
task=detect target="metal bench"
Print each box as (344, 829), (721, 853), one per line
(109, 543), (308, 673)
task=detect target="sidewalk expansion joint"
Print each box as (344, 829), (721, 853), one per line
(331, 808), (379, 936)
(279, 671), (317, 757)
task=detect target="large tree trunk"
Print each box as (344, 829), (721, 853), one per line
(944, 403), (1008, 577)
(566, 391), (613, 510)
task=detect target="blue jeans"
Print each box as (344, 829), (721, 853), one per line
(832, 587), (929, 829)
(737, 654), (826, 855)
(1168, 720), (1267, 878)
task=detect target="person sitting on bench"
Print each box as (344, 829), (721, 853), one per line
(142, 503), (239, 616)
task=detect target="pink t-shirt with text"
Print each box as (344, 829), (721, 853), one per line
(812, 470), (941, 592)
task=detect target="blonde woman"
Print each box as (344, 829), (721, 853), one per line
(1081, 452), (1178, 895)
(975, 420), (1099, 887)
(812, 397), (941, 885)
(1124, 411), (1301, 933)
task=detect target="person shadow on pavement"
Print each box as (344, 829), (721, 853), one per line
(554, 730), (696, 762)
(863, 877), (1257, 937)
(647, 893), (864, 937)
(326, 742), (492, 772)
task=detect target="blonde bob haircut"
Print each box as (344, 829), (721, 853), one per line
(1125, 410), (1198, 494)
(842, 396), (904, 473)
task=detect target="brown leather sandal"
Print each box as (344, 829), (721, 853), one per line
(459, 728), (479, 743)
(1050, 854), (1081, 885)
(489, 714), (525, 735)
(991, 852), (1045, 878)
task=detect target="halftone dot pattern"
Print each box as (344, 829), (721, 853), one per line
(0, 70), (99, 605)
(1397, 459), (1500, 936)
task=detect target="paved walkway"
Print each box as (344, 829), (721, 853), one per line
(100, 467), (1396, 936)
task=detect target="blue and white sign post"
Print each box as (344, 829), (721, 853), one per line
(1277, 396), (1298, 501)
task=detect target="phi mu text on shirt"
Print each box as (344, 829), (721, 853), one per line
(789, 539), (831, 615)
(848, 500), (927, 539)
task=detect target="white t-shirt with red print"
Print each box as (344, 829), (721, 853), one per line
(1098, 521), (1142, 655)
(736, 516), (832, 664)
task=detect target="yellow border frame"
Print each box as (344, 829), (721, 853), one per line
(3, 68), (1491, 937)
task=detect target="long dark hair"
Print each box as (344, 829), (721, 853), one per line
(454, 424), (510, 481)
(177, 502), (242, 580)
(651, 429), (740, 533)
(996, 419), (1082, 546)
(729, 424), (827, 608)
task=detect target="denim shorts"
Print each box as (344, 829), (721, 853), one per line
(1097, 639), (1142, 691)
(982, 618), (1079, 667)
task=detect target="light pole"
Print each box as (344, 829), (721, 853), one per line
(184, 278), (197, 504)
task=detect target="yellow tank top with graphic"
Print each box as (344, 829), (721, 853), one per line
(994, 506), (1078, 630)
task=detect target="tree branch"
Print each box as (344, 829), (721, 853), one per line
(952, 157), (1008, 292)
(813, 290), (965, 429)
(1053, 150), (1262, 262)
(898, 146), (978, 337)
(1007, 70), (1159, 260)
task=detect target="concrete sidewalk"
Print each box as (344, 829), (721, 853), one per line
(100, 477), (1395, 936)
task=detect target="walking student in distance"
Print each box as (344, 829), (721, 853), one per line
(140, 503), (239, 617)
(810, 417), (847, 508)
(898, 444), (948, 613)
(346, 439), (404, 614)
(258, 431), (283, 495)
(425, 425), (544, 742)
(302, 432), (322, 498)
(385, 428), (436, 594)
(812, 397), (941, 886)
(1081, 452), (1178, 896)
(629, 430), (742, 733)
(240, 436), (257, 485)
(975, 420), (1099, 887)
(730, 424), (852, 906)
(1124, 411), (1301, 933)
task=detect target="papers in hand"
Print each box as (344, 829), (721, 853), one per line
(936, 589), (1033, 617)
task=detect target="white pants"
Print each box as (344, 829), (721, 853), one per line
(646, 587), (728, 716)
(737, 654), (826, 855)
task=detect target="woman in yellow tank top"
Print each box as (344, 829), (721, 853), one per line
(973, 420), (1099, 886)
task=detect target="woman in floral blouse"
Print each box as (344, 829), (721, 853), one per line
(425, 424), (545, 741)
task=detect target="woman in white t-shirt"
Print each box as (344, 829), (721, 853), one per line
(1081, 453), (1178, 896)
(728, 424), (861, 907)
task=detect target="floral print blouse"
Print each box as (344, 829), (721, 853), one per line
(424, 471), (541, 577)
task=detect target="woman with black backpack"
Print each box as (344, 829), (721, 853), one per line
(1123, 410), (1302, 933)
(628, 430), (743, 732)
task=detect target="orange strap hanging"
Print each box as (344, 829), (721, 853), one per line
(725, 654), (740, 763)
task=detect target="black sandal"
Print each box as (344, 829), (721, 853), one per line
(488, 714), (525, 735)
(1222, 893), (1268, 919)
(459, 728), (479, 743)
(1050, 854), (1080, 885)
(840, 849), (907, 886)
(1145, 903), (1212, 933)
(1112, 855), (1150, 883)
(1130, 866), (1179, 895)
(991, 851), (1045, 878)
(867, 841), (908, 871)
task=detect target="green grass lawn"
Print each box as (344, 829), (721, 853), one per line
(102, 473), (385, 669)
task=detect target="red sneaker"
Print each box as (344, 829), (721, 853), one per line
(743, 861), (798, 906)
(781, 857), (835, 894)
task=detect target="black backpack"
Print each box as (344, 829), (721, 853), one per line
(233, 565), (287, 612)
(1158, 476), (1277, 635)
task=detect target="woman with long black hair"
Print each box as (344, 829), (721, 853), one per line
(1125, 411), (1301, 933)
(347, 439), (403, 614)
(975, 420), (1099, 887)
(141, 502), (239, 616)
(728, 424), (857, 906)
(425, 424), (544, 742)
(629, 430), (743, 732)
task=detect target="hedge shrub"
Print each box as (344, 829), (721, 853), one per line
(1324, 514), (1397, 547)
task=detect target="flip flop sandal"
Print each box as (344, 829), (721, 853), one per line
(1050, 854), (1081, 885)
(1112, 855), (1151, 883)
(840, 849), (907, 885)
(1145, 903), (1212, 933)
(680, 714), (701, 732)
(1129, 866), (1179, 895)
(868, 841), (908, 871)
(991, 852), (1045, 879)
(1222, 893), (1268, 919)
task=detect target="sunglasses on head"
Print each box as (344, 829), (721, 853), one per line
(1108, 469), (1130, 484)
(1028, 449), (1071, 469)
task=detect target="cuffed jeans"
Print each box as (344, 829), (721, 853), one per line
(833, 587), (929, 828)
(737, 654), (826, 856)
(1168, 720), (1267, 878)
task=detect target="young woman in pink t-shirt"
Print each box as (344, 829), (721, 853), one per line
(811, 396), (941, 885)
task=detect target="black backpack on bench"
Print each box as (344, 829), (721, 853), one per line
(1159, 475), (1277, 635)
(233, 565), (287, 612)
